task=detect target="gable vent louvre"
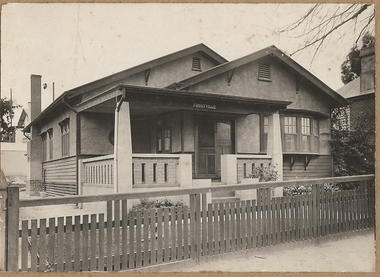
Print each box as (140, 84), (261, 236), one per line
(192, 58), (201, 71)
(258, 63), (271, 81)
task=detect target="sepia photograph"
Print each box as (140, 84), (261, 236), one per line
(0, 2), (376, 273)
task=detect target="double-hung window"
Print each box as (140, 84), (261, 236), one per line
(41, 132), (48, 161)
(284, 116), (297, 152)
(301, 117), (311, 152)
(59, 118), (70, 157)
(48, 128), (53, 160)
(282, 115), (320, 153)
(157, 128), (171, 153)
(260, 115), (269, 153)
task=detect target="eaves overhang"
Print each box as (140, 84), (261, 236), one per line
(23, 92), (74, 133)
(117, 84), (292, 108)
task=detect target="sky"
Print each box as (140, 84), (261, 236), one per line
(1, 3), (375, 113)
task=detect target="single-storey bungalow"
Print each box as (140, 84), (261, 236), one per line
(24, 44), (347, 199)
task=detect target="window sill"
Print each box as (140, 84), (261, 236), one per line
(283, 152), (320, 155)
(258, 77), (272, 82)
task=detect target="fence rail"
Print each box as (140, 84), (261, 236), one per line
(3, 174), (375, 272)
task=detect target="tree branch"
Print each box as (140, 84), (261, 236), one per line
(289, 4), (371, 56)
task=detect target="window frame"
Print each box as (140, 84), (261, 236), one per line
(48, 128), (53, 160)
(301, 117), (311, 152)
(260, 114), (269, 153)
(281, 114), (320, 154)
(59, 118), (70, 157)
(41, 132), (48, 161)
(284, 116), (298, 152)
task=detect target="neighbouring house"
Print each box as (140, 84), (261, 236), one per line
(336, 45), (375, 142)
(1, 108), (29, 184)
(23, 44), (347, 201)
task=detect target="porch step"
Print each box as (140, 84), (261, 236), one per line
(211, 197), (240, 204)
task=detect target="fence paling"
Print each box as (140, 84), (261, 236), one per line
(9, 175), (376, 272)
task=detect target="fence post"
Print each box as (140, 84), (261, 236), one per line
(0, 171), (8, 271)
(311, 184), (319, 239)
(78, 159), (84, 209)
(7, 184), (20, 271)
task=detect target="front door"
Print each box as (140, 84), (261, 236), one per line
(197, 118), (234, 178)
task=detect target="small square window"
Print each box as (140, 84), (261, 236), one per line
(258, 63), (271, 81)
(192, 58), (201, 71)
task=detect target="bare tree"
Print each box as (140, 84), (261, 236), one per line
(278, 4), (374, 62)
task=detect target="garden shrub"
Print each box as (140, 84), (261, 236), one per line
(131, 198), (185, 211)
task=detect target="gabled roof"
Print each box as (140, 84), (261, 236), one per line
(167, 45), (348, 106)
(16, 109), (28, 128)
(336, 77), (375, 100)
(65, 43), (228, 98)
(336, 77), (361, 99)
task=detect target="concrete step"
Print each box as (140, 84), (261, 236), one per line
(211, 197), (240, 204)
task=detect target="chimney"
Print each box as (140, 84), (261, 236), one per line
(30, 74), (42, 121)
(359, 46), (375, 93)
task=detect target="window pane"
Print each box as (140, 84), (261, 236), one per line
(198, 155), (206, 174)
(301, 117), (310, 135)
(302, 135), (311, 152)
(157, 138), (162, 152)
(207, 155), (215, 175)
(217, 122), (231, 140)
(263, 133), (268, 152)
(313, 119), (319, 136)
(198, 120), (215, 147)
(284, 116), (296, 134)
(285, 134), (296, 151)
(164, 137), (170, 151)
(263, 116), (269, 133)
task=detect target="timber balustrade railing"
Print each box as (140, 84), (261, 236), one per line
(80, 154), (192, 189)
(2, 174), (375, 272)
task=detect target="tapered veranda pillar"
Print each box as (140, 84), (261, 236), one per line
(267, 112), (283, 181)
(114, 99), (133, 193)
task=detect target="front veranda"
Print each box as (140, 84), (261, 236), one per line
(77, 86), (290, 202)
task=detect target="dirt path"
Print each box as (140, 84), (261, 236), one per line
(180, 232), (375, 272)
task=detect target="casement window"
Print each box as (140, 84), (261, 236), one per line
(157, 128), (171, 153)
(281, 115), (320, 153)
(192, 58), (201, 71)
(48, 129), (53, 160)
(59, 118), (70, 157)
(41, 132), (48, 161)
(258, 63), (271, 81)
(260, 115), (269, 153)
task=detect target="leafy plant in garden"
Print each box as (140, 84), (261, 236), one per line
(330, 110), (375, 179)
(131, 198), (185, 211)
(248, 164), (279, 182)
(1, 97), (21, 142)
